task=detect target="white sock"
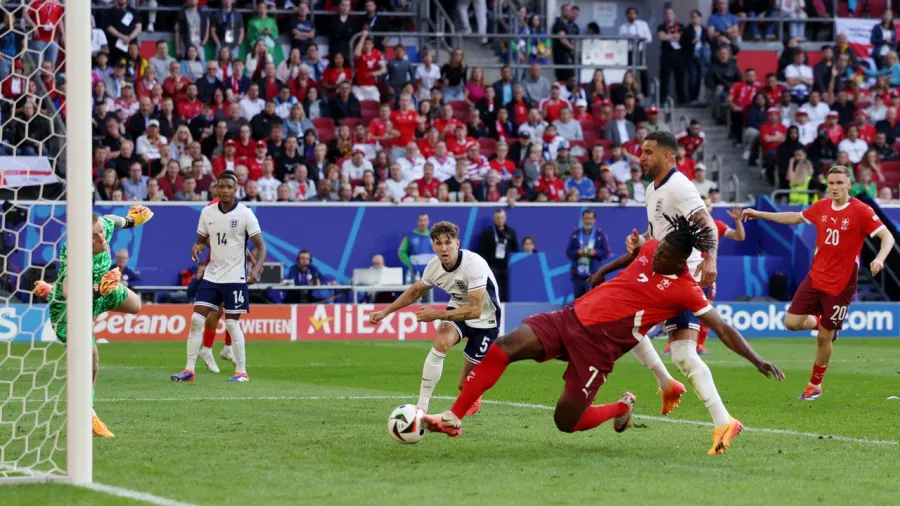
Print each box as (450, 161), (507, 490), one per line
(417, 348), (445, 412)
(670, 340), (731, 427)
(185, 313), (205, 371)
(630, 337), (674, 390)
(225, 319), (247, 374)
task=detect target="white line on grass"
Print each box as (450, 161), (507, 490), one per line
(97, 394), (899, 447)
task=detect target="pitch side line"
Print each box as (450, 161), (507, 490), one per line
(97, 394), (899, 446)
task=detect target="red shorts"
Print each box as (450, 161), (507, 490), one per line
(788, 267), (857, 331)
(523, 307), (638, 405)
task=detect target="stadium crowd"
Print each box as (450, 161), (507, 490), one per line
(1, 1), (896, 205)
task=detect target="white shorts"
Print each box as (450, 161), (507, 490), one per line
(353, 85), (380, 102)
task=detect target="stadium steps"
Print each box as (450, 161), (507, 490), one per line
(437, 38), (506, 82)
(676, 105), (773, 202)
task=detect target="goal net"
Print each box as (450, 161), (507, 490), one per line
(1, 0), (92, 484)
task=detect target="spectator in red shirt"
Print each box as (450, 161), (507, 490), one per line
(233, 124), (256, 161)
(760, 107), (787, 178)
(822, 111), (845, 145)
(212, 139), (238, 177)
(506, 85), (530, 126)
(447, 124), (476, 158)
(477, 170), (504, 202)
(244, 140), (268, 180)
(572, 98), (593, 121)
(534, 161), (565, 201)
(157, 160), (184, 200)
(434, 102), (464, 138)
(727, 68), (760, 142)
(353, 32), (386, 102)
(674, 145), (697, 180)
(489, 141), (516, 180)
(26, 0), (63, 70)
(369, 103), (399, 149)
(623, 126), (647, 166)
(389, 93), (419, 161)
(290, 64), (316, 102)
(463, 143), (491, 182)
(321, 52), (352, 96)
(677, 119), (706, 160)
(177, 83), (203, 120)
(540, 84), (571, 123)
(163, 60), (190, 103)
(2, 60), (27, 104)
(762, 72), (785, 106)
(257, 61), (283, 100)
(416, 163), (440, 198)
(855, 110), (877, 144)
(417, 126), (440, 159)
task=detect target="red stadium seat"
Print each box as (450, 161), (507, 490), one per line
(477, 138), (496, 152)
(317, 127), (336, 143)
(867, 0), (888, 17)
(579, 119), (602, 135)
(312, 117), (335, 131)
(340, 118), (363, 129)
(360, 100), (381, 115)
(591, 102), (603, 119)
(584, 131), (601, 147)
(449, 101), (469, 121)
(361, 109), (378, 123)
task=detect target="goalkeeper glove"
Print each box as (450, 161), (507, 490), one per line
(33, 280), (52, 298)
(127, 205), (154, 226)
(99, 270), (122, 296)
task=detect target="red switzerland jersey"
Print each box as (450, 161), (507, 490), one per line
(447, 136), (476, 156)
(177, 99), (203, 120)
(622, 139), (642, 158)
(760, 122), (787, 152)
(822, 123), (844, 145)
(764, 85), (785, 106)
(574, 240), (711, 335)
(715, 219), (729, 238)
(434, 117), (464, 136)
(30, 0), (63, 42)
(511, 100), (529, 125)
(540, 98), (571, 123)
(858, 123), (876, 144)
(678, 134), (704, 157)
(355, 49), (384, 87)
(801, 198), (886, 295)
(390, 110), (418, 147)
(729, 81), (761, 109)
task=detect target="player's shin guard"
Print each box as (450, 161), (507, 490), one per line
(185, 313), (206, 372)
(670, 340), (731, 427)
(224, 319), (246, 374)
(417, 348), (445, 412)
(573, 402), (628, 432)
(450, 346), (509, 419)
(630, 337), (675, 390)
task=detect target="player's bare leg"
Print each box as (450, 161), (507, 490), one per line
(198, 306), (223, 373)
(785, 312), (819, 332)
(669, 329), (743, 454)
(224, 314), (249, 382)
(92, 287), (142, 438)
(171, 305), (213, 382)
(457, 358), (482, 416)
(630, 337), (683, 414)
(416, 323), (457, 412)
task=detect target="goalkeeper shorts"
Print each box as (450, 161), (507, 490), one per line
(49, 285), (128, 344)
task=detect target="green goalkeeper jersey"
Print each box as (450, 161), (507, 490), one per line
(50, 215), (116, 303)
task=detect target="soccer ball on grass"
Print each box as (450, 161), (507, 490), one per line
(387, 404), (426, 444)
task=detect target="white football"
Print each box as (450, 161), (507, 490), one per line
(387, 404), (426, 444)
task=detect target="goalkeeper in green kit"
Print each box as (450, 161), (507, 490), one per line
(33, 205), (154, 438)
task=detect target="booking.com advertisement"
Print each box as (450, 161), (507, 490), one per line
(1, 302), (899, 342)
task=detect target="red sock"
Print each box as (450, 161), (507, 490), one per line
(450, 346), (510, 419)
(809, 363), (828, 386)
(573, 402), (628, 432)
(697, 324), (708, 348)
(225, 330), (232, 346)
(202, 329), (216, 349)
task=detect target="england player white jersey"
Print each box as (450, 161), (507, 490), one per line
(420, 249), (500, 329)
(197, 202), (261, 284)
(644, 168), (707, 281)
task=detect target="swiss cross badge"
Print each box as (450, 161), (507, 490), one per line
(841, 218), (850, 230)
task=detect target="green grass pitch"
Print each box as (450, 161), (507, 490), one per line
(2, 338), (899, 506)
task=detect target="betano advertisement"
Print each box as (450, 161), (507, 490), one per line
(1, 303), (898, 342)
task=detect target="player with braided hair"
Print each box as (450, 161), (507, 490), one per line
(33, 206), (155, 438)
(423, 214), (783, 454)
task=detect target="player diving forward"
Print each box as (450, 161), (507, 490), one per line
(423, 216), (783, 455)
(742, 165), (894, 400)
(171, 171), (267, 382)
(369, 221), (501, 416)
(662, 199), (746, 355)
(33, 206), (155, 437)
(623, 131), (742, 441)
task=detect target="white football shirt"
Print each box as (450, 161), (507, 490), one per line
(420, 249), (500, 329)
(197, 202), (262, 284)
(644, 168), (707, 281)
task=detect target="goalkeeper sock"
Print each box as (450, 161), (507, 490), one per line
(202, 329), (216, 349)
(225, 330), (232, 347)
(225, 319), (246, 374)
(185, 313), (205, 372)
(630, 337), (674, 390)
(417, 348), (445, 412)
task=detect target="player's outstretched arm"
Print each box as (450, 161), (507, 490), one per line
(699, 310), (785, 380)
(590, 244), (640, 287)
(871, 227), (896, 276)
(690, 209), (719, 286)
(104, 205), (154, 229)
(740, 208), (805, 225)
(726, 206), (746, 241)
(369, 281), (430, 323)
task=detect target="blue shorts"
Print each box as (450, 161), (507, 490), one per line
(194, 280), (250, 314)
(664, 310), (701, 333)
(447, 320), (500, 364)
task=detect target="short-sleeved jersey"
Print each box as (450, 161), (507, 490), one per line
(51, 216), (116, 302)
(574, 240), (712, 336)
(197, 202), (261, 284)
(801, 197), (886, 295)
(644, 168), (707, 280)
(420, 249), (500, 329)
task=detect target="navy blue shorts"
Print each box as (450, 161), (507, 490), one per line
(448, 320), (500, 364)
(194, 280), (250, 314)
(664, 310), (701, 333)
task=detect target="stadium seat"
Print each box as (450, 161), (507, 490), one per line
(313, 118), (335, 131)
(579, 119), (601, 135)
(867, 0), (888, 17)
(477, 138), (496, 152)
(317, 127), (336, 143)
(584, 131), (601, 148)
(449, 101), (469, 121)
(340, 118), (363, 129)
(360, 100), (381, 116)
